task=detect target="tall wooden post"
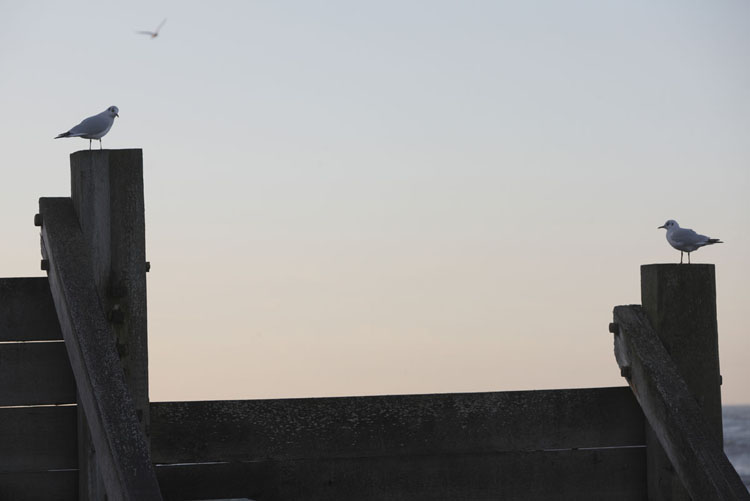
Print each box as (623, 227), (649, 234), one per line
(640, 264), (723, 500)
(69, 149), (150, 498)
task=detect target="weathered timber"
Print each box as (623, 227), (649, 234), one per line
(69, 149), (150, 433)
(69, 149), (151, 500)
(641, 264), (722, 435)
(0, 277), (62, 341)
(641, 263), (724, 500)
(0, 471), (78, 501)
(151, 386), (644, 464)
(77, 396), (105, 501)
(0, 341), (76, 406)
(612, 305), (749, 500)
(0, 406), (77, 472)
(39, 197), (162, 501)
(156, 447), (647, 501)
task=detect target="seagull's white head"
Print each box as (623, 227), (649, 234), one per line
(107, 106), (120, 118)
(658, 219), (679, 231)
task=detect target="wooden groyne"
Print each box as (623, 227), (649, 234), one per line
(0, 149), (747, 500)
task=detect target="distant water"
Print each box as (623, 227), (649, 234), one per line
(724, 405), (750, 490)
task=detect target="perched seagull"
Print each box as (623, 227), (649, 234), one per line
(136, 18), (166, 38)
(54, 106), (119, 150)
(658, 219), (723, 264)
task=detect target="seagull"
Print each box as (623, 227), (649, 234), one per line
(136, 19), (166, 39)
(658, 219), (723, 264)
(54, 106), (119, 150)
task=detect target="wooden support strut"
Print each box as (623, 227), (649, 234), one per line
(39, 197), (162, 501)
(612, 304), (749, 500)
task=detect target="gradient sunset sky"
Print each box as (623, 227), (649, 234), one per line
(1, 1), (748, 403)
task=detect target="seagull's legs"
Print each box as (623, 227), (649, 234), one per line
(680, 251), (684, 264)
(89, 139), (92, 150)
(99, 139), (102, 150)
(688, 252), (691, 264)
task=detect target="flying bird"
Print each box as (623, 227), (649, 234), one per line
(658, 219), (723, 264)
(54, 106), (119, 150)
(136, 18), (166, 38)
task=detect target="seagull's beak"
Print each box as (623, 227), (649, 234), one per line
(115, 113), (119, 118)
(657, 225), (666, 229)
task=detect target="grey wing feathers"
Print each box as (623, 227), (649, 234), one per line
(673, 227), (706, 244)
(67, 114), (109, 137)
(676, 227), (722, 249)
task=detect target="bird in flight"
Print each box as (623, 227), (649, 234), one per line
(55, 106), (119, 150)
(658, 219), (723, 264)
(136, 18), (166, 39)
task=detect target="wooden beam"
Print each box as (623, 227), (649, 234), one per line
(39, 197), (162, 501)
(641, 264), (724, 500)
(641, 264), (723, 434)
(69, 150), (151, 500)
(612, 305), (749, 500)
(69, 149), (150, 435)
(0, 277), (62, 341)
(0, 471), (77, 501)
(156, 447), (647, 501)
(151, 387), (644, 464)
(0, 342), (76, 406)
(0, 406), (77, 472)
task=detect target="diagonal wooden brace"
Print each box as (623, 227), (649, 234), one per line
(612, 305), (748, 500)
(40, 197), (162, 501)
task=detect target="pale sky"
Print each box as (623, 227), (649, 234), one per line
(1, 1), (748, 404)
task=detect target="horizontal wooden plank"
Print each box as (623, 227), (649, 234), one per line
(613, 305), (750, 500)
(156, 447), (646, 501)
(0, 470), (77, 501)
(0, 406), (78, 472)
(0, 277), (62, 341)
(0, 342), (76, 406)
(151, 386), (643, 464)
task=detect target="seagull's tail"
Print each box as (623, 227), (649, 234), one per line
(707, 238), (723, 245)
(54, 132), (70, 139)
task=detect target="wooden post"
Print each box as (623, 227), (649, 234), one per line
(69, 149), (151, 499)
(640, 264), (723, 500)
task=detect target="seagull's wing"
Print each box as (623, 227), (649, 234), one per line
(155, 18), (167, 33)
(67, 113), (110, 138)
(672, 227), (707, 246)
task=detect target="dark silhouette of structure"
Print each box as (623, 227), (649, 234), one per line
(0, 150), (747, 500)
